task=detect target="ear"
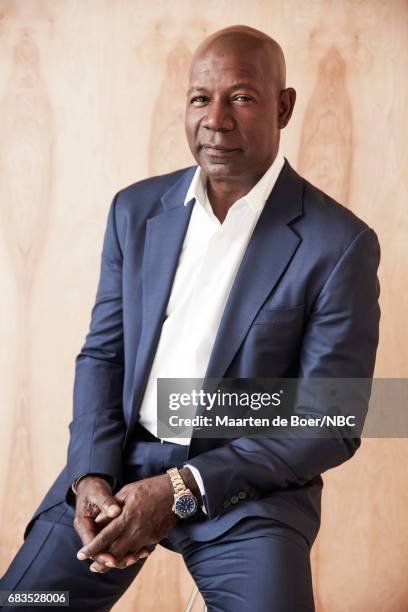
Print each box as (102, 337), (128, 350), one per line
(278, 88), (296, 129)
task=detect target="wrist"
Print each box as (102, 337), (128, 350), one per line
(75, 474), (113, 494)
(178, 467), (203, 505)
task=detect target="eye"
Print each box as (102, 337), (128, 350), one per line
(190, 96), (208, 105)
(233, 95), (252, 103)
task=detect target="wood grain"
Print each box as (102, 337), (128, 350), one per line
(0, 1), (407, 610)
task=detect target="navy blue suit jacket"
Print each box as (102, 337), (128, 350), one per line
(24, 158), (380, 546)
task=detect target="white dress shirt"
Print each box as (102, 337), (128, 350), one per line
(137, 152), (285, 507)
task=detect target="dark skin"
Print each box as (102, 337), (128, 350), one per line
(74, 468), (201, 573)
(75, 25), (296, 574)
(185, 25), (296, 223)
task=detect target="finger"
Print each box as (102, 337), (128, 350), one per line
(75, 484), (122, 544)
(108, 534), (154, 564)
(89, 560), (110, 574)
(75, 521), (132, 569)
(74, 512), (122, 568)
(90, 548), (146, 571)
(104, 548), (152, 570)
(88, 535), (134, 569)
(74, 515), (97, 550)
(89, 546), (153, 572)
(97, 493), (123, 519)
(74, 511), (118, 568)
(81, 480), (123, 519)
(112, 488), (128, 504)
(91, 491), (125, 525)
(104, 557), (129, 569)
(89, 549), (126, 569)
(106, 531), (138, 562)
(121, 548), (152, 568)
(94, 511), (111, 526)
(77, 515), (125, 560)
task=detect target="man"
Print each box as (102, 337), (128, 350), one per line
(0, 25), (380, 611)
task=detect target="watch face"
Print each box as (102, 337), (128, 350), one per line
(175, 494), (198, 517)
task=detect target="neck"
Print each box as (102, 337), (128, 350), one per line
(206, 163), (272, 224)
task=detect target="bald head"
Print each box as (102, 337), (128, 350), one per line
(190, 25), (286, 92)
(184, 25), (296, 188)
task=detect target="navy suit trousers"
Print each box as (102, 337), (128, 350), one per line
(0, 440), (314, 611)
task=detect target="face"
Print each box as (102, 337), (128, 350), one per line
(185, 45), (286, 183)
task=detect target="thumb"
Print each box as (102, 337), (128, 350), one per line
(93, 484), (123, 519)
(99, 494), (122, 518)
(94, 486), (127, 524)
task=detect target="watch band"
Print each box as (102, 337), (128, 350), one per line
(167, 467), (187, 495)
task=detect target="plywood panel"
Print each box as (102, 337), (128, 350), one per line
(0, 1), (407, 610)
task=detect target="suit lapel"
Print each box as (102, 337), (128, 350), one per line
(125, 167), (196, 447)
(188, 159), (304, 457)
(204, 159), (304, 380)
(141, 206), (193, 362)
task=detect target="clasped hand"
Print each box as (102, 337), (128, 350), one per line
(73, 474), (178, 573)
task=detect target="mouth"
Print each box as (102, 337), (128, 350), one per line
(202, 145), (240, 156)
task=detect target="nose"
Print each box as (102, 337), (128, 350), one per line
(202, 99), (234, 131)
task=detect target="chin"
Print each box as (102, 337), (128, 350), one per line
(201, 160), (243, 179)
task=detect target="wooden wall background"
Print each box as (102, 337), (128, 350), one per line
(0, 1), (407, 610)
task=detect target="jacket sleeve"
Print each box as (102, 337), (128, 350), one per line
(65, 193), (126, 506)
(184, 227), (381, 519)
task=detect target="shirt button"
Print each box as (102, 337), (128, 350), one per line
(223, 500), (231, 509)
(230, 495), (239, 504)
(238, 491), (247, 500)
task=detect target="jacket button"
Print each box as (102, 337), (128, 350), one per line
(238, 491), (247, 499)
(223, 500), (231, 509)
(230, 495), (239, 504)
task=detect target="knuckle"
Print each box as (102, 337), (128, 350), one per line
(127, 490), (137, 503)
(100, 496), (113, 511)
(119, 484), (131, 498)
(73, 516), (81, 531)
(84, 500), (99, 516)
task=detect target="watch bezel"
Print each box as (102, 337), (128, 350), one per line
(174, 492), (198, 518)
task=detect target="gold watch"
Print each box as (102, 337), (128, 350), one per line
(167, 467), (198, 518)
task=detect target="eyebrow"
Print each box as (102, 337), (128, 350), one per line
(186, 82), (260, 96)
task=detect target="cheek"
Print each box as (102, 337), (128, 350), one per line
(245, 122), (274, 145)
(240, 111), (276, 144)
(185, 116), (200, 144)
(184, 124), (196, 152)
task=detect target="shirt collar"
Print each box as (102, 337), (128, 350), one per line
(184, 152), (285, 213)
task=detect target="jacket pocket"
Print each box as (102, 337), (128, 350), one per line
(252, 304), (305, 326)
